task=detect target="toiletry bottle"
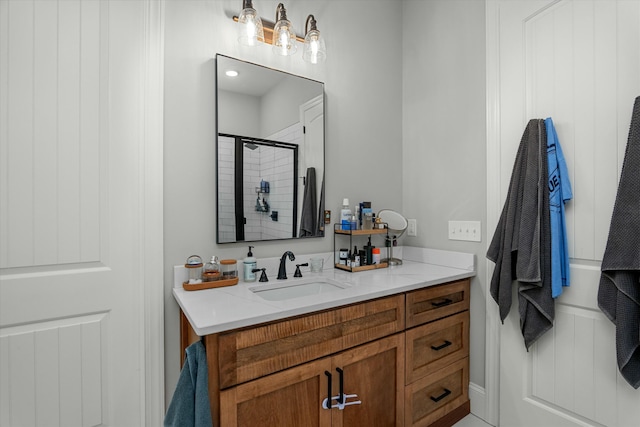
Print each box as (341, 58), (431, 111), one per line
(353, 246), (360, 267)
(243, 246), (257, 282)
(364, 236), (373, 265)
(372, 248), (381, 264)
(185, 255), (203, 282)
(339, 248), (349, 265)
(203, 256), (220, 282)
(340, 198), (352, 230)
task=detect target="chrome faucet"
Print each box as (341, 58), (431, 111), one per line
(277, 251), (295, 280)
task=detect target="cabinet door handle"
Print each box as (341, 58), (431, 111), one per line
(431, 298), (453, 307)
(324, 371), (332, 409)
(430, 340), (452, 351)
(336, 367), (344, 404)
(430, 388), (451, 403)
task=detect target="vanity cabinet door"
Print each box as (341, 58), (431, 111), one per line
(219, 357), (333, 427)
(219, 333), (405, 427)
(331, 333), (405, 427)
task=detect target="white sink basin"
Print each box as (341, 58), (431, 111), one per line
(249, 277), (350, 301)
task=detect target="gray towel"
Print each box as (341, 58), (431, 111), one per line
(487, 119), (555, 349)
(316, 173), (325, 236)
(519, 119), (554, 349)
(598, 96), (640, 389)
(299, 167), (317, 237)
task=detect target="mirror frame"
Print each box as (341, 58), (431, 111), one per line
(215, 54), (325, 244)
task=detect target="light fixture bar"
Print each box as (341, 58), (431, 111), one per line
(233, 15), (304, 45)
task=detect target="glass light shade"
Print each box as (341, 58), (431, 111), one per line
(272, 19), (297, 56)
(237, 7), (264, 46)
(302, 29), (326, 64)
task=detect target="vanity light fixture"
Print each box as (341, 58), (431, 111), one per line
(302, 15), (326, 64)
(232, 1), (325, 63)
(272, 3), (296, 56)
(237, 0), (265, 46)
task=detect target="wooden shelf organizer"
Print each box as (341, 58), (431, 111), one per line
(333, 224), (389, 272)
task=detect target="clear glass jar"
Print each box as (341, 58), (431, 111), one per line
(203, 255), (221, 282)
(220, 259), (238, 279)
(185, 255), (203, 281)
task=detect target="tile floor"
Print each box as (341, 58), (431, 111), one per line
(453, 414), (494, 427)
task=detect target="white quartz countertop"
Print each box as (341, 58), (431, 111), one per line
(173, 247), (475, 336)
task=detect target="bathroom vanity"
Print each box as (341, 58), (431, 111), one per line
(174, 249), (474, 427)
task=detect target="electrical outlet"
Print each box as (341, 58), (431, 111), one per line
(448, 220), (481, 242)
(407, 219), (417, 236)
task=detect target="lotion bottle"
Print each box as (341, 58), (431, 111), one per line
(340, 198), (352, 230)
(243, 246), (257, 282)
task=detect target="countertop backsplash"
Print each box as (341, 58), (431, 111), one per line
(173, 246), (478, 288)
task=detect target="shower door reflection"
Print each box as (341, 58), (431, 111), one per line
(217, 134), (298, 243)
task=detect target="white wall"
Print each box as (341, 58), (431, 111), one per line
(164, 0), (403, 403)
(402, 0), (487, 393)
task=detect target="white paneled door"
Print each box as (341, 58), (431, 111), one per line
(488, 1), (640, 426)
(0, 1), (164, 426)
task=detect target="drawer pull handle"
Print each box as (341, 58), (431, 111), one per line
(431, 298), (453, 307)
(430, 388), (452, 403)
(431, 340), (452, 351)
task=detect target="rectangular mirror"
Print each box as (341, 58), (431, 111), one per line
(216, 55), (325, 243)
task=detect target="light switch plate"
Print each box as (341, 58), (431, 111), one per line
(448, 220), (481, 242)
(407, 219), (417, 236)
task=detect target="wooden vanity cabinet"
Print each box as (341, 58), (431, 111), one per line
(179, 278), (471, 427)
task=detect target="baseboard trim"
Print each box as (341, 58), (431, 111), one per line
(469, 382), (488, 423)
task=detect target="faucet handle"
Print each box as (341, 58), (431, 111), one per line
(294, 263), (308, 277)
(253, 268), (268, 282)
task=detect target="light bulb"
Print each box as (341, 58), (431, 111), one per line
(237, 6), (264, 46)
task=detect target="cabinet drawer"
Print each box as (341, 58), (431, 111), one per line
(405, 311), (469, 385)
(218, 294), (405, 388)
(406, 279), (470, 328)
(404, 357), (469, 427)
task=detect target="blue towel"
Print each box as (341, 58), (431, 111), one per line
(164, 341), (213, 427)
(545, 118), (573, 298)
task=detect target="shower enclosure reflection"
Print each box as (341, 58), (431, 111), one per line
(217, 135), (298, 243)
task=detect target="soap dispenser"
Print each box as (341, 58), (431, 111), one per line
(243, 246), (257, 282)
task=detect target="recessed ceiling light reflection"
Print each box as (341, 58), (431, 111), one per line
(225, 70), (239, 77)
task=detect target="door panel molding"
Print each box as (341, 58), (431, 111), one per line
(0, 312), (108, 426)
